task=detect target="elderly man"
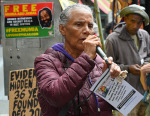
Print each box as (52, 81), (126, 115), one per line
(105, 4), (150, 116)
(35, 3), (121, 116)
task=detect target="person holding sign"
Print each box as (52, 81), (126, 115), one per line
(140, 63), (150, 116)
(34, 4), (121, 116)
(141, 63), (150, 91)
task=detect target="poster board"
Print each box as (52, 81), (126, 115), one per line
(90, 69), (143, 116)
(9, 68), (41, 116)
(4, 2), (54, 38)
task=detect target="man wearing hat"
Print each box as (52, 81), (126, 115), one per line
(105, 4), (150, 116)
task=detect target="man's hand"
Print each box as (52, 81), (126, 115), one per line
(129, 64), (141, 75)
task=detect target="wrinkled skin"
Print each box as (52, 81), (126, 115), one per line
(59, 8), (121, 77)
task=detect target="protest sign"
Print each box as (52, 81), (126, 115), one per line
(9, 68), (41, 116)
(90, 69), (143, 116)
(4, 2), (54, 38)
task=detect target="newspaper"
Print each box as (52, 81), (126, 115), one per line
(90, 69), (143, 116)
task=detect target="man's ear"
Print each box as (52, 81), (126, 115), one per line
(124, 16), (127, 22)
(59, 24), (66, 36)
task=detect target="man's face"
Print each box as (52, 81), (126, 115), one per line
(40, 10), (51, 28)
(60, 8), (94, 52)
(125, 14), (143, 35)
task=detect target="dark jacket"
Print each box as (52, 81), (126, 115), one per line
(34, 45), (114, 116)
(105, 22), (150, 94)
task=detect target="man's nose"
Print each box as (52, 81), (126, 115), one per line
(42, 16), (47, 21)
(133, 23), (140, 29)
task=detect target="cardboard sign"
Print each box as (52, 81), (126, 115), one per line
(9, 68), (41, 116)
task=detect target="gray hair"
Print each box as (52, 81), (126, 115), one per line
(59, 3), (93, 26)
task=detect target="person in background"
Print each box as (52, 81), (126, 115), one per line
(105, 21), (117, 35)
(38, 7), (53, 29)
(34, 4), (121, 116)
(140, 63), (150, 116)
(105, 4), (150, 116)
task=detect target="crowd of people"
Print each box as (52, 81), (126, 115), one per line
(34, 3), (150, 116)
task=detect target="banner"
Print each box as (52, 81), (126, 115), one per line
(9, 68), (41, 116)
(59, 0), (75, 10)
(91, 0), (111, 14)
(4, 2), (54, 38)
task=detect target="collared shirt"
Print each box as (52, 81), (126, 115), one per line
(131, 34), (140, 50)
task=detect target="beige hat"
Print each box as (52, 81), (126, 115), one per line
(119, 4), (149, 26)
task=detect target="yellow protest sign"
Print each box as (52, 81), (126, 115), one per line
(59, 0), (76, 10)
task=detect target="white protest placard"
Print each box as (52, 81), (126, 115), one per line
(90, 69), (143, 116)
